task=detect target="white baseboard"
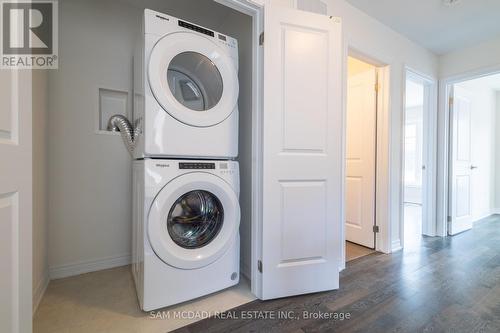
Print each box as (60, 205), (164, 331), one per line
(492, 208), (500, 215)
(33, 271), (49, 313)
(49, 254), (131, 280)
(391, 239), (402, 253)
(472, 210), (498, 223)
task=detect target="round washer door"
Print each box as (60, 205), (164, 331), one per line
(148, 172), (240, 269)
(148, 32), (239, 128)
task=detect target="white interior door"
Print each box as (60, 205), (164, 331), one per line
(345, 69), (377, 248)
(449, 86), (474, 235)
(0, 69), (33, 333)
(258, 2), (342, 300)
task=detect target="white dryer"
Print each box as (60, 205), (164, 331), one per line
(132, 159), (240, 311)
(134, 9), (239, 159)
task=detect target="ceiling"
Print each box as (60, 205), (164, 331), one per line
(346, 0), (500, 55)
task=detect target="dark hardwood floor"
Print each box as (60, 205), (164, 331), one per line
(176, 215), (500, 333)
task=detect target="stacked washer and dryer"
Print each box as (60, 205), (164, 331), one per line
(131, 9), (241, 311)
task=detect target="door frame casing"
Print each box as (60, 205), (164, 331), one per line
(340, 47), (392, 270)
(401, 68), (438, 248)
(215, 0), (264, 298)
(437, 64), (500, 236)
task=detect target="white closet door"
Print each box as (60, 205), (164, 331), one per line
(345, 69), (377, 248)
(449, 86), (474, 235)
(257, 1), (342, 300)
(0, 69), (33, 333)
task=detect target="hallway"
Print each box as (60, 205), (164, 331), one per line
(178, 215), (500, 333)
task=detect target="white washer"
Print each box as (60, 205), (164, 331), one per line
(132, 159), (240, 311)
(134, 9), (239, 159)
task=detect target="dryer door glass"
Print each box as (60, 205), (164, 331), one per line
(167, 190), (224, 249)
(167, 52), (224, 111)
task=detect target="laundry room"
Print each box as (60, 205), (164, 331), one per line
(34, 0), (257, 330)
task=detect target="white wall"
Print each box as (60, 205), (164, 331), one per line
(454, 81), (497, 220)
(324, 0), (439, 251)
(48, 0), (252, 278)
(348, 56), (374, 75)
(33, 70), (49, 310)
(496, 92), (500, 211)
(440, 36), (500, 78)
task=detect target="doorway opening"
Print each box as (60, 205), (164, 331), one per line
(32, 0), (263, 331)
(446, 73), (500, 235)
(402, 70), (434, 249)
(344, 56), (379, 261)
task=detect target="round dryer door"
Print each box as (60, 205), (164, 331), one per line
(148, 32), (239, 128)
(148, 172), (240, 269)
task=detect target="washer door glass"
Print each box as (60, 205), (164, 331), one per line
(167, 52), (223, 112)
(167, 190), (224, 249)
(148, 172), (240, 269)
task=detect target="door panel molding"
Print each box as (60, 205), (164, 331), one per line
(257, 2), (342, 300)
(0, 69), (33, 333)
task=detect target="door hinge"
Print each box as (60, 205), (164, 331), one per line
(449, 96), (454, 107)
(259, 32), (264, 46)
(375, 82), (379, 92)
(447, 216), (452, 222)
(373, 225), (380, 233)
(258, 260), (263, 273)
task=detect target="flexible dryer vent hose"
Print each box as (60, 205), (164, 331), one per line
(107, 114), (139, 155)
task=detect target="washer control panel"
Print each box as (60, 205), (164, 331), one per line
(179, 162), (215, 170)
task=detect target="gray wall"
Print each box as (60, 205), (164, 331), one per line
(48, 0), (138, 276)
(219, 13), (253, 279)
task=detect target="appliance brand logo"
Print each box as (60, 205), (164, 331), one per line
(156, 163), (170, 168)
(1, 0), (58, 68)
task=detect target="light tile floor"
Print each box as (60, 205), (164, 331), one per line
(34, 265), (256, 333)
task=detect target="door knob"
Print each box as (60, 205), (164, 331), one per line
(422, 165), (426, 170)
(470, 165), (478, 170)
